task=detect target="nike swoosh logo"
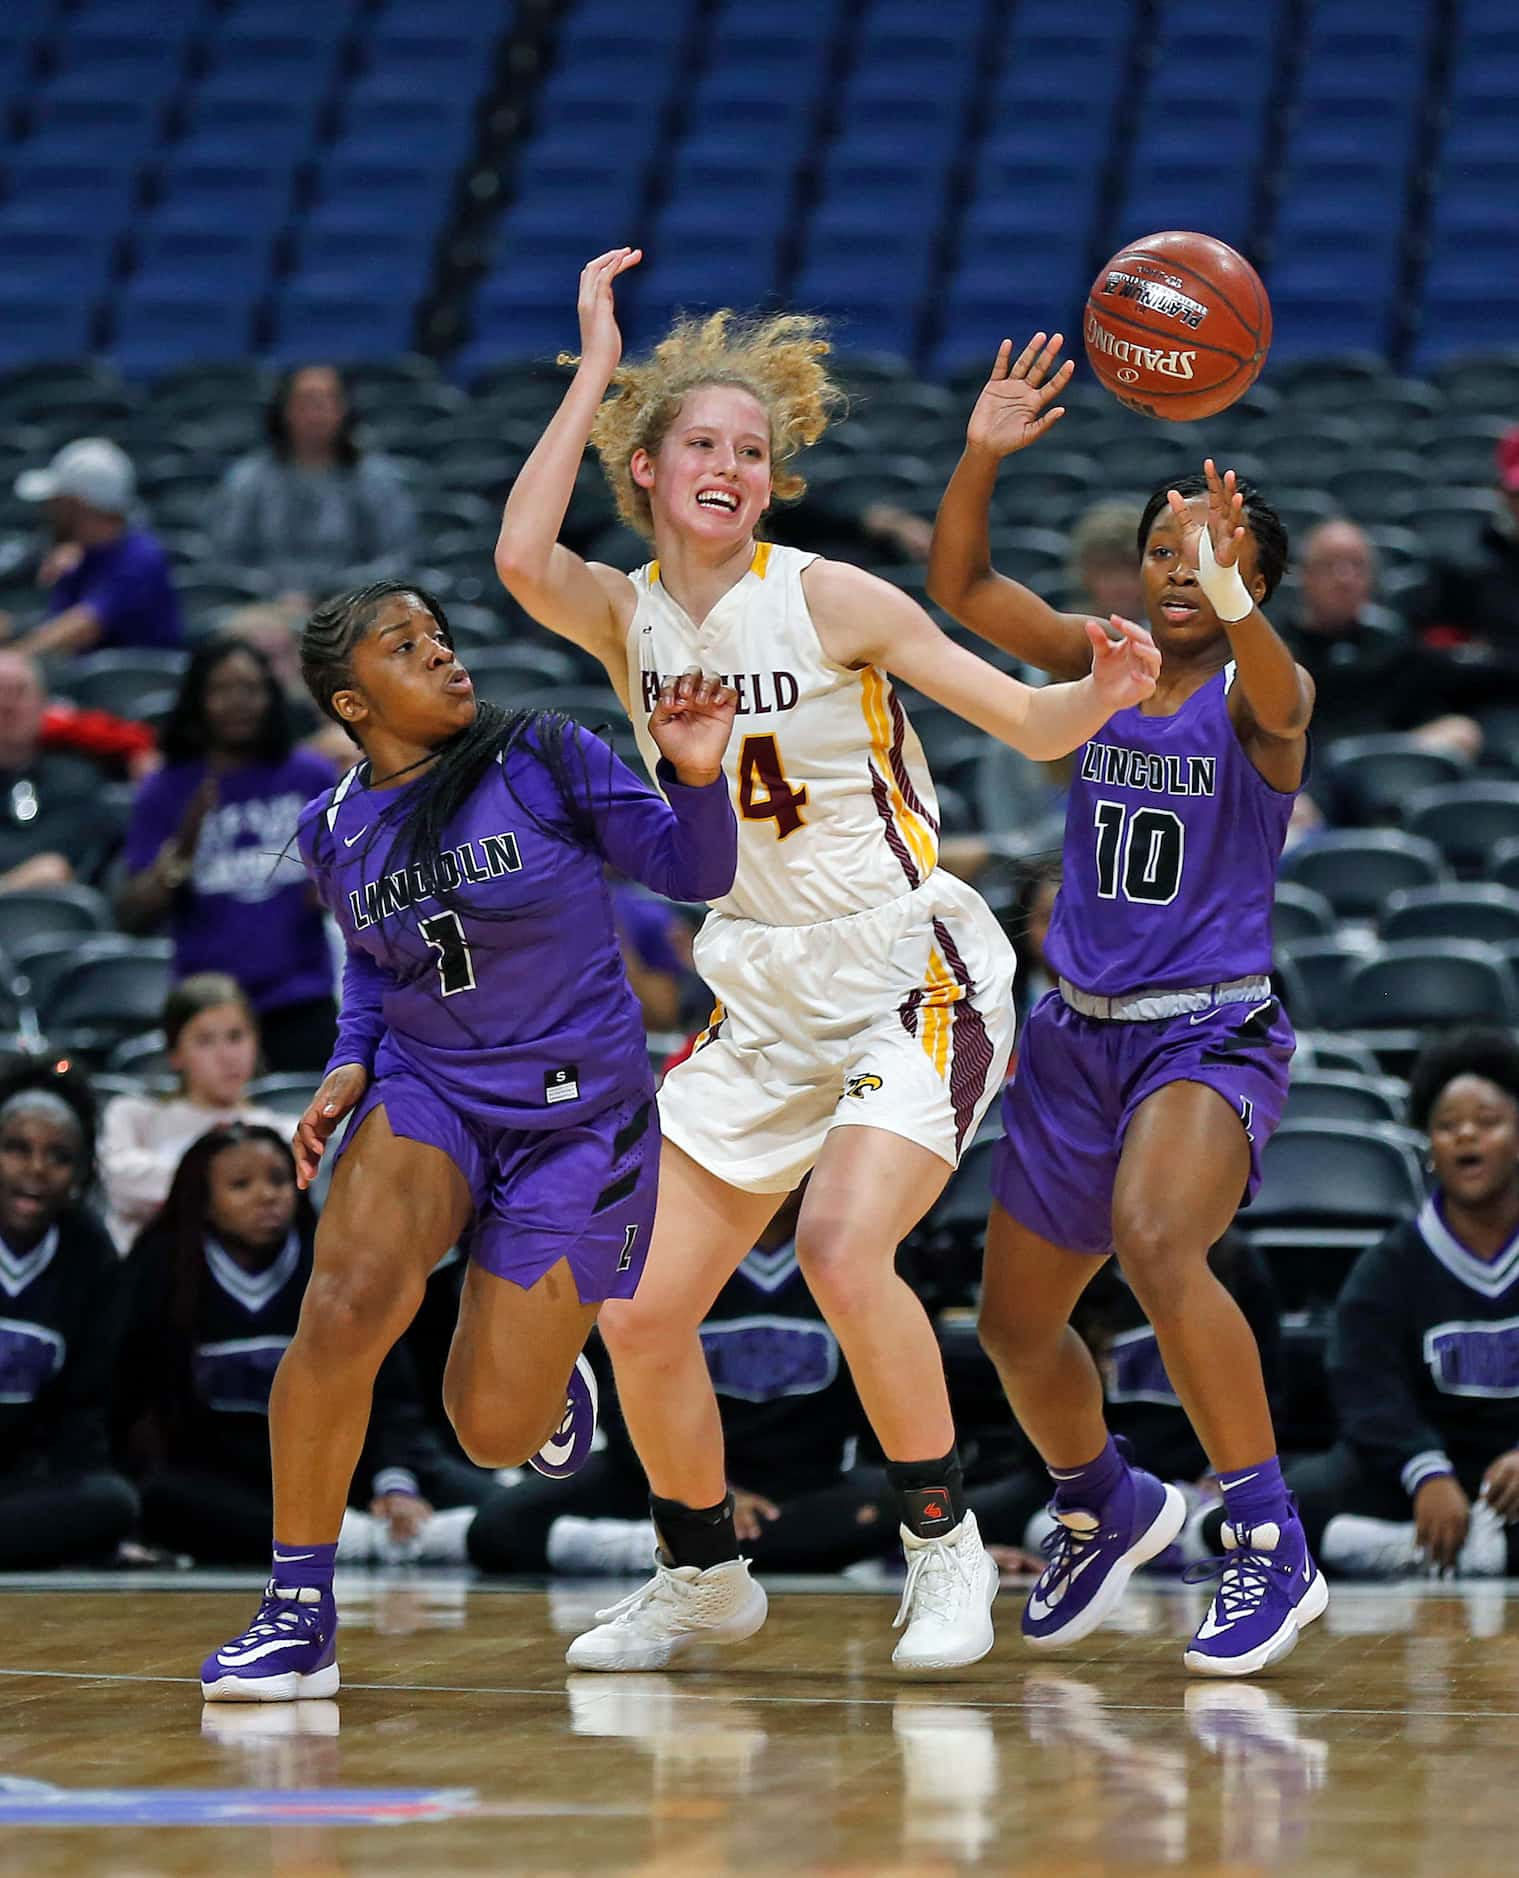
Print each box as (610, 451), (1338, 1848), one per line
(1220, 1471), (1259, 1489)
(215, 1638), (311, 1667)
(1027, 1548), (1101, 1621)
(272, 1550), (314, 1562)
(342, 827), (368, 847)
(537, 1428), (577, 1466)
(1196, 1609), (1237, 1641)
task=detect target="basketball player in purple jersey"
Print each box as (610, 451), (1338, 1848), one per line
(201, 578), (737, 1701)
(930, 334), (1327, 1677)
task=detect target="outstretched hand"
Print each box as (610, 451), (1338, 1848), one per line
(1087, 615), (1160, 711)
(576, 246), (642, 382)
(648, 669), (738, 787)
(965, 332), (1075, 459)
(1167, 458), (1246, 573)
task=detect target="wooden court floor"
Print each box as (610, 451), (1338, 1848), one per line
(2, 1571), (1517, 1876)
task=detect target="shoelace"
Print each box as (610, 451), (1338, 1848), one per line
(226, 1594), (324, 1651)
(1184, 1548), (1279, 1622)
(592, 1568), (686, 1627)
(893, 1537), (976, 1629)
(1034, 1520), (1098, 1600)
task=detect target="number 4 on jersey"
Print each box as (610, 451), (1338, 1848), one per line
(737, 733), (809, 839)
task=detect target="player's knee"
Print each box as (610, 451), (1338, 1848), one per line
(296, 1258), (414, 1363)
(1112, 1214), (1191, 1317)
(977, 1296), (1035, 1371)
(794, 1227), (879, 1322)
(447, 1389), (558, 1471)
(598, 1292), (688, 1369)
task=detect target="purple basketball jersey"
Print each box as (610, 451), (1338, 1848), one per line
(1046, 664), (1299, 995)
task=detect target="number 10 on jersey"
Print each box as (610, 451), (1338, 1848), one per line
(1093, 800), (1185, 905)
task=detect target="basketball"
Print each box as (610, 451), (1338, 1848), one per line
(1084, 229), (1272, 422)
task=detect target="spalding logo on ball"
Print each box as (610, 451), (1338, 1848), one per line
(1085, 230), (1272, 423)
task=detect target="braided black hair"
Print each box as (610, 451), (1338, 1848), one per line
(1137, 472), (1290, 603)
(1408, 1028), (1519, 1134)
(160, 635), (293, 767)
(298, 580), (604, 934)
(130, 1123), (313, 1383)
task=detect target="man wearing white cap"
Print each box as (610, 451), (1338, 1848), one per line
(8, 439), (183, 660)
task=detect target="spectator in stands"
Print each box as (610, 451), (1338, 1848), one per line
(211, 366), (418, 603)
(98, 973), (287, 1252)
(1413, 426), (1519, 666)
(221, 600), (359, 773)
(1285, 1029), (1519, 1579)
(1009, 856), (1061, 1026)
(118, 1123), (450, 1565)
(1069, 501), (1145, 620)
(1284, 518), (1480, 760)
(0, 1062), (140, 1568)
(0, 649), (147, 891)
(115, 638), (338, 1073)
(4, 440), (183, 658)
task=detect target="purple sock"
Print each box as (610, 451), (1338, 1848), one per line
(270, 1539), (338, 1592)
(1048, 1436), (1127, 1512)
(1218, 1456), (1291, 1536)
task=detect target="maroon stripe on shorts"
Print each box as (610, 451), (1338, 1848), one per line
(899, 985), (923, 1038)
(870, 762), (920, 888)
(934, 918), (995, 1150)
(887, 687), (940, 836)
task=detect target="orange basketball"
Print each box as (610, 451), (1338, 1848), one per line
(1084, 230), (1272, 422)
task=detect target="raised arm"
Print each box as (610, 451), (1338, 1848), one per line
(927, 335), (1097, 681)
(806, 559), (1158, 764)
(494, 249), (642, 688)
(1175, 460), (1314, 791)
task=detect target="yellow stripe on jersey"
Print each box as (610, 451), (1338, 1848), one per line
(751, 542), (772, 579)
(918, 946), (964, 1079)
(692, 999), (726, 1052)
(859, 667), (936, 878)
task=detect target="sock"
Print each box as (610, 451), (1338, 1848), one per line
(270, 1538), (338, 1593)
(650, 1492), (738, 1571)
(886, 1447), (965, 1540)
(1047, 1436), (1126, 1513)
(1217, 1456), (1291, 1537)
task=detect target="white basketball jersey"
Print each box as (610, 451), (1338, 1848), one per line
(625, 541), (941, 927)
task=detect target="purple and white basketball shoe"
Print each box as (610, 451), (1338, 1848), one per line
(1183, 1511), (1328, 1677)
(200, 1583), (338, 1703)
(1023, 1459), (1186, 1650)
(530, 1353), (599, 1479)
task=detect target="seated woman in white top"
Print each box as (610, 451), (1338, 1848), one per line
(99, 973), (286, 1252)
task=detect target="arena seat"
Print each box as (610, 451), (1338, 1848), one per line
(1282, 1071), (1405, 1128)
(1380, 884), (1519, 946)
(1272, 884), (1337, 949)
(1278, 831), (1450, 921)
(1343, 940), (1519, 1030)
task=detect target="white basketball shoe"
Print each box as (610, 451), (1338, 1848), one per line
(892, 1511), (999, 1672)
(564, 1557), (768, 1671)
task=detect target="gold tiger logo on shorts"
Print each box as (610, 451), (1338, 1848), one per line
(844, 1073), (883, 1100)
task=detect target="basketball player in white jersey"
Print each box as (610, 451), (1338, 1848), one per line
(495, 249), (1158, 1671)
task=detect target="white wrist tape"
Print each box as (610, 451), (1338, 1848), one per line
(1197, 524), (1254, 622)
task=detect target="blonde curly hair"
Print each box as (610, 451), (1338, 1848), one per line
(564, 310), (844, 543)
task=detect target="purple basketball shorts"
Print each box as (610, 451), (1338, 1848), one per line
(337, 1072), (657, 1302)
(992, 989), (1294, 1256)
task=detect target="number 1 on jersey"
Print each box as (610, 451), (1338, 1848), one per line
(419, 910), (477, 996)
(1093, 800), (1185, 905)
(737, 733), (808, 840)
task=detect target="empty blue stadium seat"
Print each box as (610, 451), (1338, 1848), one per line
(132, 225), (277, 296)
(0, 297), (96, 370)
(0, 221), (117, 295)
(21, 95), (166, 162)
(0, 153), (137, 223)
(111, 290), (259, 378)
(270, 277), (418, 361)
